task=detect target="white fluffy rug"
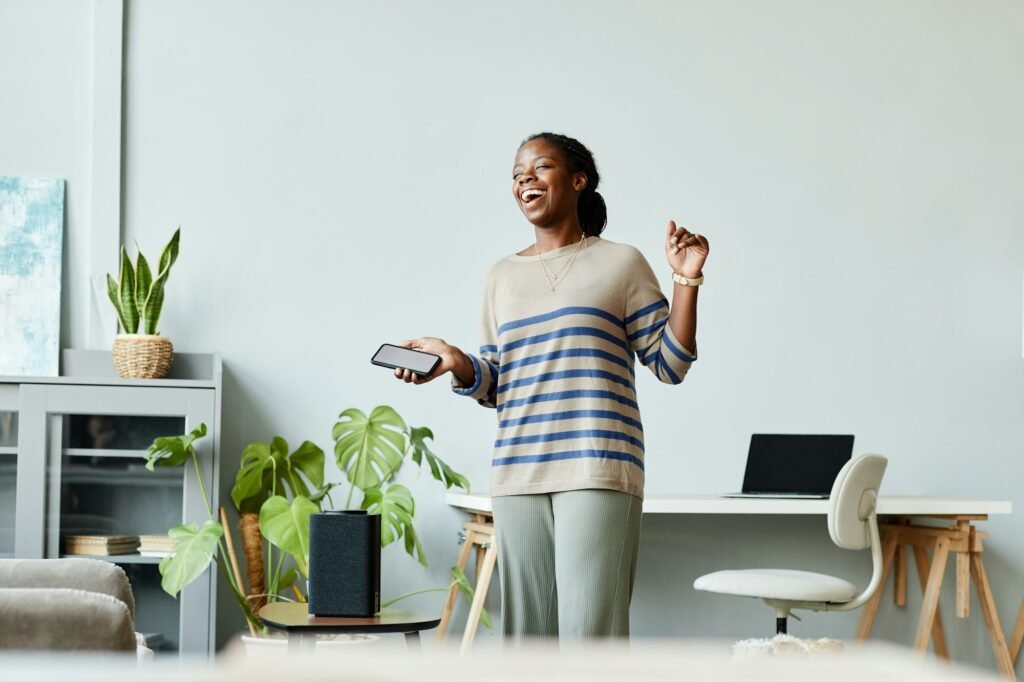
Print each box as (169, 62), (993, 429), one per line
(732, 634), (845, 660)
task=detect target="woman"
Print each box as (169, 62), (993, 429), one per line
(394, 132), (709, 640)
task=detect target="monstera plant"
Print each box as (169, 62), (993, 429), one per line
(105, 228), (181, 379)
(146, 406), (490, 637)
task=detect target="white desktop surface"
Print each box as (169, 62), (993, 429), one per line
(446, 492), (1012, 517)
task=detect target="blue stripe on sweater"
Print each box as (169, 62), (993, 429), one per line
(497, 389), (640, 413)
(494, 429), (644, 450)
(502, 326), (628, 353)
(662, 331), (696, 363)
(501, 348), (631, 373)
(497, 368), (634, 395)
(627, 316), (668, 342)
(453, 354), (483, 395)
(492, 449), (644, 470)
(499, 409), (644, 432)
(498, 306), (623, 336)
(658, 353), (682, 384)
(625, 299), (668, 325)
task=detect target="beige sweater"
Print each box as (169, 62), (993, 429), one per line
(452, 236), (696, 499)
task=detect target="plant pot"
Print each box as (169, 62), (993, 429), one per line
(239, 632), (378, 658)
(112, 334), (174, 379)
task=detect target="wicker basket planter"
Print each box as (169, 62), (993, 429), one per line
(112, 334), (174, 379)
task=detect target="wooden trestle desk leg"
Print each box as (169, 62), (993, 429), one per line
(855, 534), (898, 640)
(437, 512), (499, 652)
(865, 518), (1015, 680)
(1009, 597), (1024, 664)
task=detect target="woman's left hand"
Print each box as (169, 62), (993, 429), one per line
(665, 220), (709, 278)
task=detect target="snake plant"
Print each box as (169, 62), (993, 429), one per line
(105, 228), (180, 334)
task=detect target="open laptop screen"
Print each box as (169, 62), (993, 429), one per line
(742, 434), (854, 495)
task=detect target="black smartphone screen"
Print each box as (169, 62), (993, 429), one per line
(371, 344), (440, 375)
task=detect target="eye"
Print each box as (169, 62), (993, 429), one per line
(512, 172), (521, 179)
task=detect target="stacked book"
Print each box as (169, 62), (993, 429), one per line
(64, 534), (140, 556)
(139, 535), (175, 558)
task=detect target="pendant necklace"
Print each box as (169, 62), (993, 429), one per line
(536, 235), (586, 292)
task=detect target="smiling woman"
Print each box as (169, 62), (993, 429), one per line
(392, 132), (710, 641)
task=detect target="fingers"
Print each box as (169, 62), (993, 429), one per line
(666, 220), (676, 238)
(393, 366), (434, 384)
(668, 225), (694, 253)
(399, 339), (419, 349)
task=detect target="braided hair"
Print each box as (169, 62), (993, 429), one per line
(521, 132), (607, 237)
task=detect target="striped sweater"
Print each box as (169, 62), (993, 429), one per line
(452, 236), (696, 499)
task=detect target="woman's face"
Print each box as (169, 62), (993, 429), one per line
(512, 139), (586, 228)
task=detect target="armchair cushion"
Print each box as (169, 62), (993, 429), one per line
(0, 558), (135, 619)
(0, 588), (136, 651)
(0, 559), (141, 654)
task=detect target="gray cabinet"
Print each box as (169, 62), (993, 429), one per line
(1, 350), (221, 657)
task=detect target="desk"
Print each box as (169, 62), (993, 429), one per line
(259, 602), (440, 653)
(445, 492), (1014, 677)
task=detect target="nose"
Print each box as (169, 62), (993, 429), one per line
(517, 170), (536, 185)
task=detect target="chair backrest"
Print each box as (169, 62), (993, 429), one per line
(828, 454), (888, 550)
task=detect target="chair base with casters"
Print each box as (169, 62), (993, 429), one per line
(693, 454), (888, 636)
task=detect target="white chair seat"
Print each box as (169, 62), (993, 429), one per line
(694, 568), (857, 603)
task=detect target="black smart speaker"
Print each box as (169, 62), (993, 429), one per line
(307, 510), (381, 616)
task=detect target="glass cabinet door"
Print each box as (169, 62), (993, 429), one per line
(49, 413), (187, 654)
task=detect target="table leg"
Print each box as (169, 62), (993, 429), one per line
(404, 631), (421, 652)
(912, 544), (949, 659)
(856, 534), (898, 640)
(970, 552), (1015, 680)
(914, 537), (951, 652)
(1009, 597), (1024, 664)
(460, 538), (498, 654)
(437, 524), (476, 641)
(895, 544), (907, 607)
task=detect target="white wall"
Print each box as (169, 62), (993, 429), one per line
(6, 0), (1023, 669)
(0, 0), (96, 350)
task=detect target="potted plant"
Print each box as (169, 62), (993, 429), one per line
(144, 405), (490, 649)
(105, 228), (180, 378)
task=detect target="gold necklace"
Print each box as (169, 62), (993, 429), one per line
(536, 235), (586, 292)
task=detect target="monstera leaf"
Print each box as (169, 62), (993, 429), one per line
(362, 483), (426, 567)
(332, 406), (407, 492)
(259, 494), (318, 576)
(159, 520), (222, 597)
(231, 438), (325, 514)
(145, 423), (207, 470)
(409, 426), (469, 491)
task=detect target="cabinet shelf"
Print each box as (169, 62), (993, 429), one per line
(64, 448), (149, 459)
(61, 463), (182, 487)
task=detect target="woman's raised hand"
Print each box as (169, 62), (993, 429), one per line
(665, 220), (709, 278)
(393, 337), (460, 384)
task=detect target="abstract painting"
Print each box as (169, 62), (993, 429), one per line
(0, 176), (65, 377)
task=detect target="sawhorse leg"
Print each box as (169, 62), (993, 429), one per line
(437, 512), (498, 652)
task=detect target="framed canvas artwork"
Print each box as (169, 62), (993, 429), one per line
(0, 176), (65, 377)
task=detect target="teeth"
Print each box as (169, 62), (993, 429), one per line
(520, 189), (545, 202)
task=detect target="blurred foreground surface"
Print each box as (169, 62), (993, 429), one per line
(0, 637), (1002, 682)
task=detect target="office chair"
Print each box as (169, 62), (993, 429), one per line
(693, 453), (888, 635)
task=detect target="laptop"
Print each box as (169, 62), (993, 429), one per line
(721, 434), (855, 499)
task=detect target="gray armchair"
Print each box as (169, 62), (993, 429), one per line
(0, 558), (142, 653)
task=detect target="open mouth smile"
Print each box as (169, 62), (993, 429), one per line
(520, 188), (547, 205)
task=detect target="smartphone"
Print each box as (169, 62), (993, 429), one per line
(371, 344), (441, 377)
